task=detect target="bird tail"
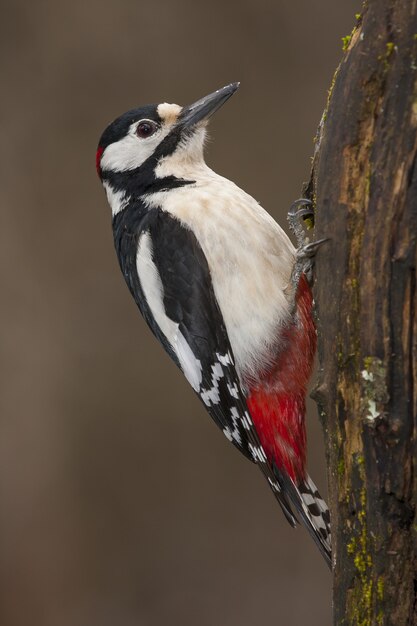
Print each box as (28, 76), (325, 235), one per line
(273, 465), (332, 567)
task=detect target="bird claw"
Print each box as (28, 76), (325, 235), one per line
(288, 198), (314, 219)
(287, 198), (314, 248)
(291, 237), (328, 288)
(296, 238), (329, 260)
(291, 206), (314, 220)
(287, 198), (329, 289)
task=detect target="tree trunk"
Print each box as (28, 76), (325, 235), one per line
(307, 1), (417, 624)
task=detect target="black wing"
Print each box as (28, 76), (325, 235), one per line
(113, 203), (298, 526)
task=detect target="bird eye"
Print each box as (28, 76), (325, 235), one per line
(136, 120), (158, 138)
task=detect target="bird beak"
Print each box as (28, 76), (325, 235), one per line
(179, 82), (240, 127)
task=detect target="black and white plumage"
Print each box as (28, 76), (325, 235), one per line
(112, 198), (296, 523)
(97, 84), (331, 566)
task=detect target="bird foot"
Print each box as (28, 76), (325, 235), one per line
(296, 238), (329, 260)
(287, 198), (314, 248)
(288, 199), (328, 287)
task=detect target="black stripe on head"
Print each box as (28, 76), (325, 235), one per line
(99, 107), (194, 197)
(98, 105), (161, 151)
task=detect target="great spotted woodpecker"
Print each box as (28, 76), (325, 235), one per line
(96, 83), (331, 566)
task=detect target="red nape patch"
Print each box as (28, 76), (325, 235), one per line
(247, 390), (307, 482)
(96, 146), (104, 177)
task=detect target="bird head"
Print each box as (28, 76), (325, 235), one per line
(96, 83), (239, 200)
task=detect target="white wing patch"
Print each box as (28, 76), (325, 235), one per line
(248, 443), (268, 463)
(200, 361), (223, 406)
(222, 408), (242, 445)
(136, 232), (271, 471)
(136, 231), (202, 391)
(227, 382), (239, 399)
(217, 352), (232, 366)
(199, 352), (240, 407)
(240, 412), (253, 430)
(175, 332), (202, 392)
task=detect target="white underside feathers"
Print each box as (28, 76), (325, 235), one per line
(143, 165), (296, 384)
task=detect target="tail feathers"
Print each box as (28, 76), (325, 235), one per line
(273, 465), (332, 568)
(267, 476), (298, 528)
(298, 475), (332, 567)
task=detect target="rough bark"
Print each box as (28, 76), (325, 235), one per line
(307, 2), (417, 624)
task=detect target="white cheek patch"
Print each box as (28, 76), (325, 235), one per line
(101, 123), (171, 173)
(136, 231), (202, 391)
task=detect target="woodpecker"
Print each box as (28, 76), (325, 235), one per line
(96, 83), (331, 566)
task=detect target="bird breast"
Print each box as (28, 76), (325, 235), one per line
(144, 169), (296, 385)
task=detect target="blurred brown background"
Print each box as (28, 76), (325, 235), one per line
(1, 2), (359, 625)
